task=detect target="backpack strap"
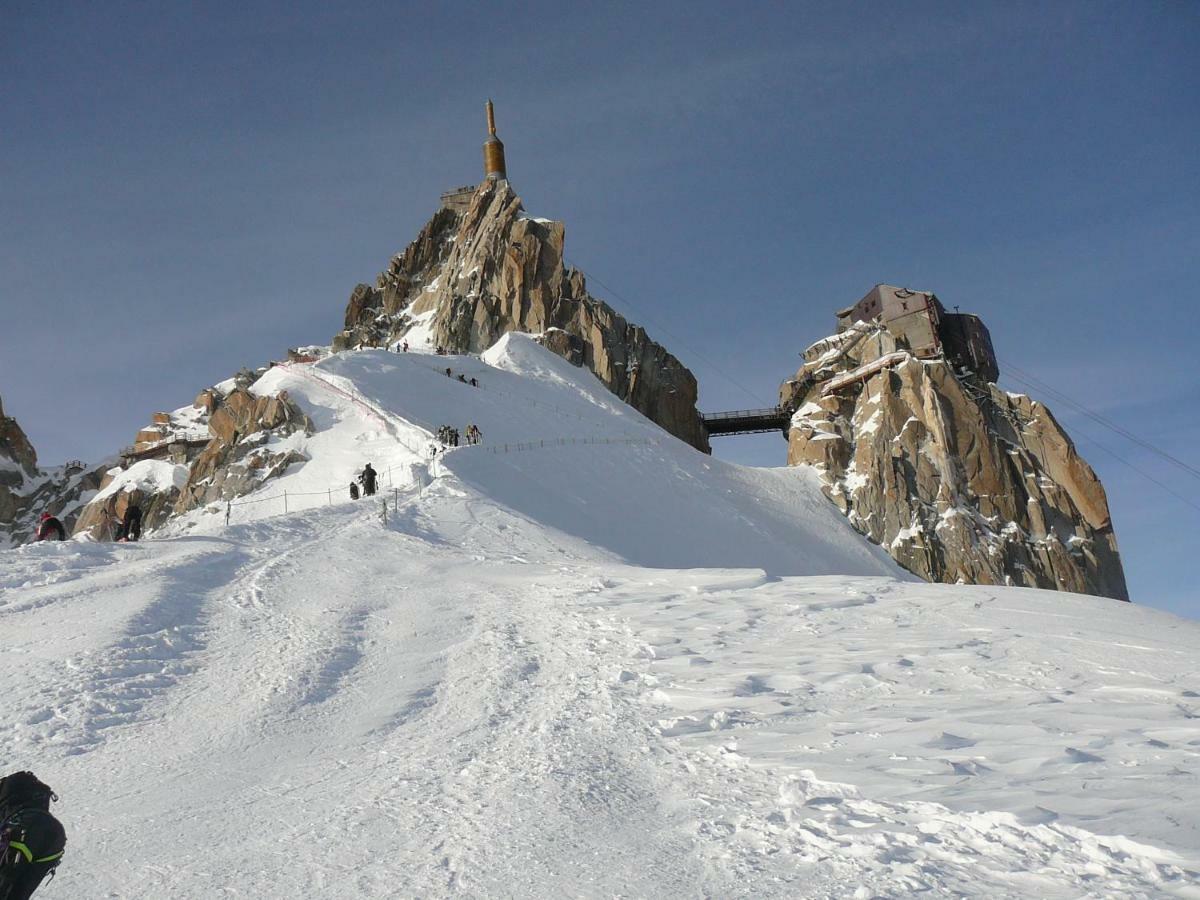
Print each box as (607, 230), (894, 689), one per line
(6, 841), (62, 864)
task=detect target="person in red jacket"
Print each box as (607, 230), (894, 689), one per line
(35, 513), (65, 542)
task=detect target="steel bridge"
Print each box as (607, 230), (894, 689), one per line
(701, 407), (790, 438)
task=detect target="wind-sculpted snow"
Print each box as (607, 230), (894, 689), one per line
(1, 338), (1197, 897)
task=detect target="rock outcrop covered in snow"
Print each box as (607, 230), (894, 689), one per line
(0, 395), (39, 480)
(0, 394), (38, 527)
(780, 323), (1128, 600)
(174, 384), (312, 515)
(1, 394), (110, 545)
(332, 179), (710, 452)
(73, 372), (313, 539)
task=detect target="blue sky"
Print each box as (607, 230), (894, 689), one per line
(3, 1), (1197, 616)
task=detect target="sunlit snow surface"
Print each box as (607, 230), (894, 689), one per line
(2, 336), (1197, 898)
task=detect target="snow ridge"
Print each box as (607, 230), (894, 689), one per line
(2, 336), (1196, 898)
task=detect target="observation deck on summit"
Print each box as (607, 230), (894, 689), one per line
(438, 100), (509, 214)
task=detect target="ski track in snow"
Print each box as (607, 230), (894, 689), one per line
(2, 338), (1198, 898)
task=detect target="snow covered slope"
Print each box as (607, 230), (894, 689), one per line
(2, 338), (1197, 898)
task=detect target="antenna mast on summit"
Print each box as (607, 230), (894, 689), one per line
(483, 99), (507, 181)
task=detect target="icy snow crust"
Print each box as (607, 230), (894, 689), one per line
(1, 334), (1197, 897)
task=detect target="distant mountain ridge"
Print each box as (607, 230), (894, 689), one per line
(1, 180), (1128, 604)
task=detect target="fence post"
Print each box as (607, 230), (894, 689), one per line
(328, 488), (331, 506)
(393, 487), (399, 514)
(225, 502), (231, 526)
(283, 491), (288, 514)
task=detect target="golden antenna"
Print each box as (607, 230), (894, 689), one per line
(483, 99), (506, 180)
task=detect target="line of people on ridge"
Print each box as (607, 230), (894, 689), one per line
(436, 424), (482, 447)
(443, 367), (479, 388)
(395, 339), (482, 388)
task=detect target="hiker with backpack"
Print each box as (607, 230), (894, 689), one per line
(0, 771), (65, 899)
(124, 504), (142, 542)
(359, 463), (377, 497)
(34, 514), (65, 542)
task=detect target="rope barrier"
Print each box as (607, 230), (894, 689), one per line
(205, 354), (664, 528)
(479, 436), (659, 455)
(216, 431), (658, 526)
(277, 361), (432, 457)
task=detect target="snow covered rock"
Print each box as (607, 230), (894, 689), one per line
(0, 393), (39, 484)
(173, 384), (312, 514)
(780, 323), (1128, 600)
(0, 394), (111, 544)
(333, 179), (710, 452)
(72, 459), (188, 539)
(69, 380), (313, 538)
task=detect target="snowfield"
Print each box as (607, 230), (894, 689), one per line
(2, 336), (1198, 898)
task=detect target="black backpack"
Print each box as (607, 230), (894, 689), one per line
(0, 773), (64, 900)
(0, 775), (54, 824)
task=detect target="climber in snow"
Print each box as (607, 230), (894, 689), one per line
(349, 482), (360, 501)
(359, 464), (377, 497)
(35, 514), (65, 542)
(118, 504), (143, 542)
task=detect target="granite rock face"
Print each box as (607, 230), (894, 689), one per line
(174, 386), (311, 514)
(781, 323), (1128, 601)
(0, 395), (39, 483)
(71, 375), (313, 539)
(334, 180), (710, 452)
(1, 394), (112, 545)
(72, 469), (182, 541)
(0, 395), (35, 527)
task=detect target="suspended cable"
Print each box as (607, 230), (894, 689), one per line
(1000, 357), (1200, 482)
(1002, 369), (1200, 514)
(564, 260), (1199, 510)
(566, 259), (771, 409)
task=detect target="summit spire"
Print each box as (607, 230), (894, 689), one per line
(483, 99), (507, 181)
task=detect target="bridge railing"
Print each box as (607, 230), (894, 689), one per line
(120, 429), (212, 459)
(701, 407), (784, 422)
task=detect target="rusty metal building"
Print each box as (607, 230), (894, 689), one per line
(836, 284), (999, 383)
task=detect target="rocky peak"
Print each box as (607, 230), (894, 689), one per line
(0, 394), (39, 483)
(781, 319), (1128, 600)
(0, 394), (112, 546)
(334, 180), (710, 452)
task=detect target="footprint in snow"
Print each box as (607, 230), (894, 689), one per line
(1064, 747), (1105, 763)
(733, 675), (773, 697)
(950, 760), (994, 776)
(925, 732), (977, 750)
